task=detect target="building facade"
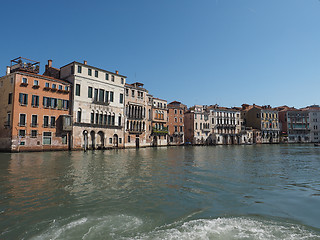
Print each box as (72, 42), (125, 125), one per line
(59, 61), (126, 150)
(208, 105), (241, 145)
(242, 104), (280, 143)
(124, 82), (151, 148)
(184, 105), (210, 145)
(151, 98), (168, 146)
(0, 57), (71, 152)
(167, 101), (187, 145)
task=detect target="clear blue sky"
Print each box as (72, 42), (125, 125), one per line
(1, 0), (320, 108)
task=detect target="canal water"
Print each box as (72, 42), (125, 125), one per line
(1, 145), (320, 239)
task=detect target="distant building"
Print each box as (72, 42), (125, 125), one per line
(151, 98), (168, 146)
(167, 101), (187, 145)
(242, 104), (280, 143)
(0, 57), (71, 152)
(184, 105), (210, 145)
(207, 105), (242, 145)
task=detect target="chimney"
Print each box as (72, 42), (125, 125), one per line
(6, 66), (10, 75)
(115, 70), (119, 74)
(84, 60), (87, 65)
(48, 60), (52, 68)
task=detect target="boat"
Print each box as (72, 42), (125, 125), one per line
(314, 143), (320, 146)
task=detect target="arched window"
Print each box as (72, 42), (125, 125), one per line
(77, 108), (82, 123)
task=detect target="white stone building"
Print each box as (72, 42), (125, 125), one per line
(60, 61), (126, 150)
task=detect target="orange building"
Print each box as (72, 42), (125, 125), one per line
(0, 57), (71, 152)
(167, 101), (187, 145)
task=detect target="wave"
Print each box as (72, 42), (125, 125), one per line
(135, 217), (320, 240)
(30, 215), (319, 240)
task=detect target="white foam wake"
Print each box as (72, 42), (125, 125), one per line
(134, 217), (319, 240)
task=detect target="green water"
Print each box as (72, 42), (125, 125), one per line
(1, 145), (320, 239)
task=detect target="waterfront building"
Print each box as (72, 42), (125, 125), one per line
(207, 105), (242, 145)
(167, 101), (187, 145)
(151, 98), (168, 146)
(124, 82), (150, 148)
(306, 105), (320, 143)
(58, 60), (126, 150)
(276, 106), (310, 143)
(0, 57), (71, 152)
(242, 104), (280, 143)
(184, 105), (210, 145)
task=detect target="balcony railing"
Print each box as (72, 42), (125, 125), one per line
(30, 123), (38, 127)
(152, 127), (168, 135)
(92, 100), (109, 106)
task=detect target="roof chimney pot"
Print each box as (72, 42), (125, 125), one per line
(115, 70), (119, 74)
(84, 60), (87, 65)
(6, 66), (10, 75)
(48, 59), (52, 68)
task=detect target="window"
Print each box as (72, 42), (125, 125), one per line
(132, 90), (135, 97)
(6, 113), (11, 126)
(33, 80), (39, 86)
(19, 93), (28, 105)
(58, 85), (63, 90)
(78, 66), (82, 73)
(71, 66), (74, 74)
(63, 100), (69, 110)
(52, 84), (56, 89)
(174, 109), (177, 114)
(77, 110), (82, 122)
(19, 114), (26, 126)
(111, 115), (115, 125)
(106, 73), (109, 80)
(95, 113), (99, 124)
(43, 97), (50, 108)
(31, 130), (37, 138)
(180, 110), (182, 114)
(119, 138), (122, 144)
(50, 116), (56, 127)
(88, 68), (92, 76)
(76, 84), (81, 96)
(94, 89), (98, 101)
(109, 138), (112, 144)
(22, 77), (28, 84)
(121, 78), (124, 84)
(119, 93), (123, 104)
(128, 136), (131, 142)
(62, 135), (67, 144)
(8, 93), (12, 104)
(180, 126), (183, 132)
(111, 75), (114, 82)
(88, 87), (93, 98)
(43, 116), (49, 127)
(32, 95), (39, 107)
(105, 91), (109, 103)
(110, 91), (114, 102)
(95, 70), (98, 77)
(45, 82), (50, 88)
(91, 112), (94, 124)
(31, 115), (38, 127)
(125, 89), (129, 96)
(19, 130), (26, 137)
(43, 132), (52, 145)
(174, 126), (178, 132)
(118, 116), (121, 126)
(174, 117), (177, 122)
(99, 89), (105, 102)
(65, 86), (69, 91)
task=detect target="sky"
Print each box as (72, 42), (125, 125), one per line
(0, 0), (320, 108)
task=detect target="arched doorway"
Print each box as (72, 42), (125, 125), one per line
(97, 131), (105, 149)
(113, 134), (118, 147)
(90, 131), (95, 149)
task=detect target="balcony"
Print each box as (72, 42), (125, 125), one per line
(152, 127), (168, 135)
(128, 129), (145, 135)
(92, 100), (109, 106)
(32, 84), (40, 89)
